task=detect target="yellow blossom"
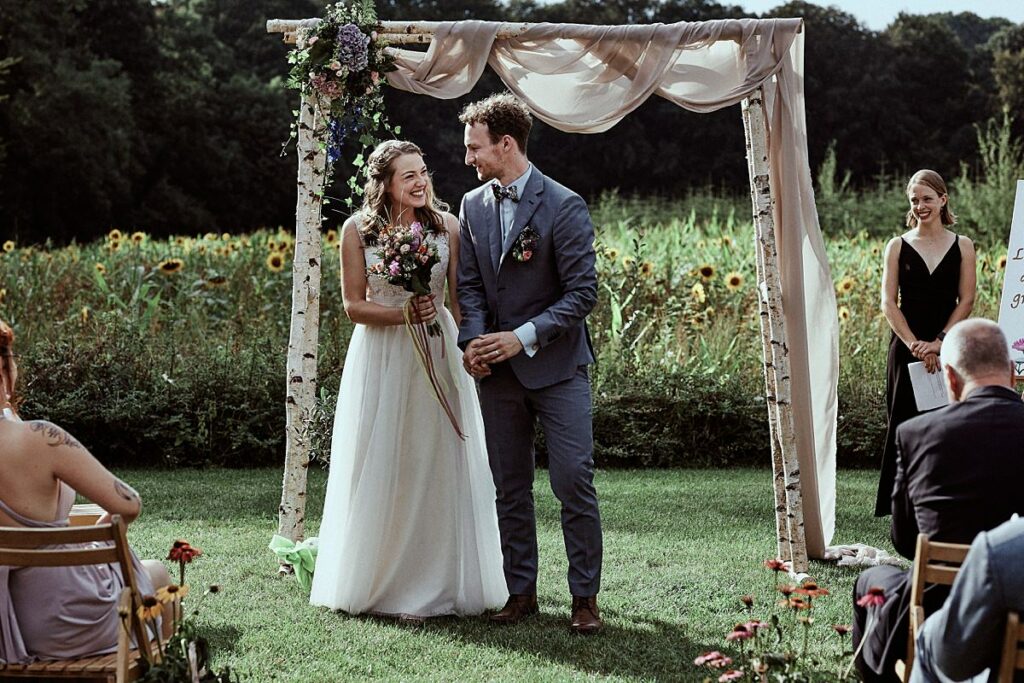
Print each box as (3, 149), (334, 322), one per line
(221, 232), (230, 242)
(158, 258), (184, 275)
(325, 229), (339, 246)
(622, 256), (636, 270)
(725, 272), (744, 291)
(155, 584), (190, 604)
(2, 240), (14, 253)
(204, 232), (218, 241)
(130, 231), (146, 245)
(698, 264), (715, 281)
(95, 263), (106, 275)
(639, 261), (655, 278)
(604, 247), (620, 261)
(266, 252), (285, 273)
(691, 282), (706, 304)
(106, 240), (122, 253)
(836, 277), (855, 294)
(704, 306), (715, 317)
(998, 254), (1008, 270)
(0, 288), (5, 304)
(206, 275), (228, 288)
(80, 307), (90, 323)
(838, 305), (851, 322)
(137, 595), (163, 621)
(720, 236), (733, 247)
(107, 229), (123, 242)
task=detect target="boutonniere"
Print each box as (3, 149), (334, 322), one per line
(512, 225), (539, 262)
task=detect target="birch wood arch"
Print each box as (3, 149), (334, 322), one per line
(268, 17), (841, 574)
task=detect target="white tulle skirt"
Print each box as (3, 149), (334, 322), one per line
(310, 306), (508, 617)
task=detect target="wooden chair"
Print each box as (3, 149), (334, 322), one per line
(1000, 611), (1024, 683)
(0, 515), (156, 682)
(896, 534), (972, 682)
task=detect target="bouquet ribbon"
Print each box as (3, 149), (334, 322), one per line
(404, 301), (466, 440)
(269, 535), (319, 590)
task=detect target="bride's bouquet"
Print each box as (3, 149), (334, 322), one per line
(367, 221), (441, 336)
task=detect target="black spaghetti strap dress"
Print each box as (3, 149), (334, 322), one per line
(874, 235), (961, 516)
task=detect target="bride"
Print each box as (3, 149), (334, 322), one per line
(310, 140), (507, 618)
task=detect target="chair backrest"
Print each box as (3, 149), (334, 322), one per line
(0, 515), (153, 664)
(902, 534), (972, 681)
(999, 611), (1024, 683)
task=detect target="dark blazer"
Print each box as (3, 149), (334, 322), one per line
(891, 384), (1024, 559)
(457, 167), (597, 390)
(858, 385), (1024, 678)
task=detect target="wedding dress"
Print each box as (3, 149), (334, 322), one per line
(310, 230), (508, 618)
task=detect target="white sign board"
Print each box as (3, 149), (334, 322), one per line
(997, 180), (1024, 376)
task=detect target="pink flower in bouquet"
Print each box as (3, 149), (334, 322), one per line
(388, 262), (400, 276)
(1012, 337), (1024, 352)
(718, 670), (744, 682)
(694, 651), (726, 666)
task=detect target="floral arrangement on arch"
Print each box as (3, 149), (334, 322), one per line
(286, 0), (397, 206)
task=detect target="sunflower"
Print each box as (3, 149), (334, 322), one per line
(838, 305), (851, 322)
(197, 244), (208, 255)
(80, 307), (89, 323)
(106, 240), (122, 253)
(2, 240), (14, 253)
(221, 232), (230, 241)
(158, 258), (185, 275)
(725, 272), (744, 291)
(622, 256), (635, 270)
(130, 231), (146, 245)
(156, 583), (190, 604)
(325, 229), (339, 246)
(266, 252), (285, 273)
(836, 277), (855, 294)
(604, 247), (620, 261)
(205, 275), (228, 288)
(639, 261), (655, 278)
(998, 254), (1008, 270)
(704, 306), (715, 318)
(698, 264), (715, 281)
(691, 281), (706, 304)
(720, 236), (733, 247)
(0, 288), (6, 304)
(136, 595), (163, 621)
(94, 263), (106, 275)
(204, 232), (218, 241)
(216, 246), (230, 258)
(107, 229), (123, 242)
(174, 236), (187, 247)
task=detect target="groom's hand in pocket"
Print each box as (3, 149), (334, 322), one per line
(476, 332), (523, 365)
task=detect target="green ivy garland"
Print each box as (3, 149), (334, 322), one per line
(285, 0), (398, 211)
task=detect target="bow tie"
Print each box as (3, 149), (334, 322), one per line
(491, 183), (519, 203)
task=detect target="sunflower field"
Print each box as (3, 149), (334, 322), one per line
(0, 191), (1011, 469)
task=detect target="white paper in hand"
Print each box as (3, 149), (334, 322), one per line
(907, 361), (949, 411)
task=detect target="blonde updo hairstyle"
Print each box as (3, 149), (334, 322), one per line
(0, 319), (18, 410)
(905, 169), (957, 228)
(359, 140), (448, 244)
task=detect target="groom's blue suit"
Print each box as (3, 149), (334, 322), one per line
(457, 166), (602, 597)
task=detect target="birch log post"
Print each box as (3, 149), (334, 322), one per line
(278, 83), (328, 547)
(741, 87), (808, 572)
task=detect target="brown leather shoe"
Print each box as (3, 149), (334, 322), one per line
(490, 594), (539, 624)
(570, 595), (603, 634)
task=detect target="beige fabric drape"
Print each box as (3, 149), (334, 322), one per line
(386, 19), (839, 557)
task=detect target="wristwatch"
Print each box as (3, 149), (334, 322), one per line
(936, 331), (946, 341)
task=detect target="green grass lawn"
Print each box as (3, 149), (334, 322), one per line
(122, 468), (894, 681)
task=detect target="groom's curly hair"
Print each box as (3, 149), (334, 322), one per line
(459, 93), (532, 154)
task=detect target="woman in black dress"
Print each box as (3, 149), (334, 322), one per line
(875, 169), (976, 516)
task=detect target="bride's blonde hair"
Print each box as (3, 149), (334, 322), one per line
(359, 140), (447, 244)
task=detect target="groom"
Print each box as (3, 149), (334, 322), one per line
(456, 93), (603, 634)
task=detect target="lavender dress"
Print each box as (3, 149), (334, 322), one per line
(0, 483), (156, 664)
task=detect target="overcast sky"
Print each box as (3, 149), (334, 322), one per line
(724, 1), (1022, 30)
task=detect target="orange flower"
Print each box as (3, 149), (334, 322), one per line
(763, 558), (787, 572)
(167, 540), (202, 563)
(795, 581), (830, 598)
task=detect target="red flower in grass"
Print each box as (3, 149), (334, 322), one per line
(833, 624), (851, 636)
(856, 586), (887, 608)
(777, 583), (796, 596)
(744, 619), (769, 632)
(694, 651), (732, 668)
(168, 540), (202, 563)
(763, 558), (787, 572)
(779, 596), (811, 610)
(795, 581), (830, 598)
(719, 670), (745, 682)
(739, 594), (754, 608)
(726, 623), (754, 641)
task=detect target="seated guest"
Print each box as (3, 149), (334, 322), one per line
(910, 517), (1024, 683)
(0, 319), (171, 664)
(852, 318), (1024, 682)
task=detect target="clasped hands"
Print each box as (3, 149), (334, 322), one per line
(462, 332), (524, 379)
(909, 339), (942, 373)
(410, 295), (436, 325)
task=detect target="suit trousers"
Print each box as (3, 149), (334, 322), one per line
(478, 362), (602, 597)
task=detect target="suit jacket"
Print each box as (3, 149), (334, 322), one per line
(914, 517), (1024, 682)
(861, 385), (1024, 675)
(891, 385), (1024, 559)
(456, 167), (597, 390)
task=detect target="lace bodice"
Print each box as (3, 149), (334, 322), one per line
(364, 230), (449, 308)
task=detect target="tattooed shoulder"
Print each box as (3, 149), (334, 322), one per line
(114, 479), (140, 503)
(28, 421), (84, 450)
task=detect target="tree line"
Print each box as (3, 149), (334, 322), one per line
(1, 0), (1022, 244)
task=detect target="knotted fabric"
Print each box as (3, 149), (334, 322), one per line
(491, 183), (520, 202)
